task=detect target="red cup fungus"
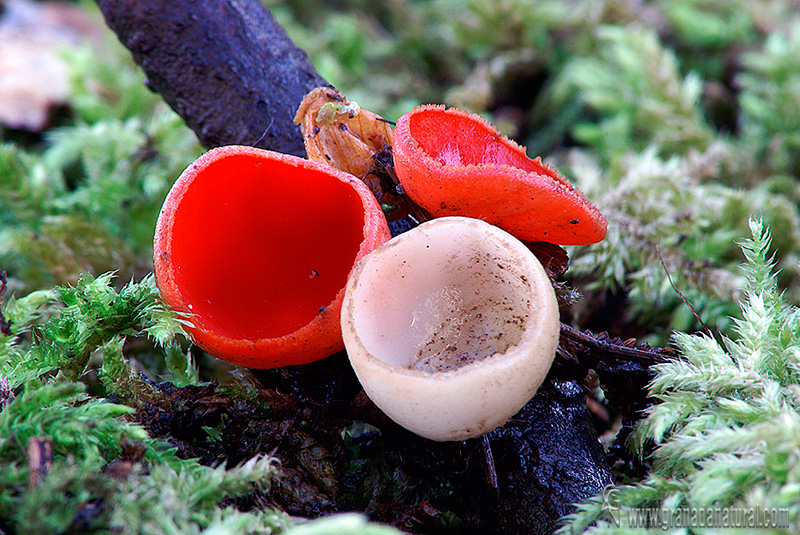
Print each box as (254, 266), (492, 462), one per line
(392, 105), (607, 246)
(154, 145), (391, 369)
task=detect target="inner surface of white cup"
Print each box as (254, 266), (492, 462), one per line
(350, 218), (534, 373)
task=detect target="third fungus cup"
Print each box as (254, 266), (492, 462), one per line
(392, 105), (607, 245)
(341, 216), (560, 441)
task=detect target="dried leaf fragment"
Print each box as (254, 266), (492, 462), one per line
(293, 87), (393, 181)
(523, 240), (570, 278)
(294, 88), (429, 225)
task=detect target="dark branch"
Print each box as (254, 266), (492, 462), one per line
(559, 323), (678, 366)
(93, 0), (329, 157)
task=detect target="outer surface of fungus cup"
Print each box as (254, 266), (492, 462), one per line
(154, 145), (391, 369)
(341, 216), (560, 441)
(392, 105), (607, 246)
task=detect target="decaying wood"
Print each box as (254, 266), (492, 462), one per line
(93, 0), (328, 157)
(559, 323), (677, 366)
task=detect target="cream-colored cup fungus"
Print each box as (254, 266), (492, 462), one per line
(341, 216), (560, 441)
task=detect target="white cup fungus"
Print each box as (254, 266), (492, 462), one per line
(341, 216), (560, 441)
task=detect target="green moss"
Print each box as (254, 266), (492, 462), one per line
(563, 147), (800, 342)
(738, 20), (800, 176)
(558, 221), (800, 533)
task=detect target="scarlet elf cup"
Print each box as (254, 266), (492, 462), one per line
(153, 145), (390, 369)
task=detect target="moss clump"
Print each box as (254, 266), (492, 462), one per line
(559, 221), (800, 533)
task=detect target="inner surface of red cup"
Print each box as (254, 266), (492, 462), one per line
(407, 108), (556, 177)
(169, 153), (365, 341)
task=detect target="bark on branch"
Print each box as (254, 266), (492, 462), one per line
(93, 0), (329, 156)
